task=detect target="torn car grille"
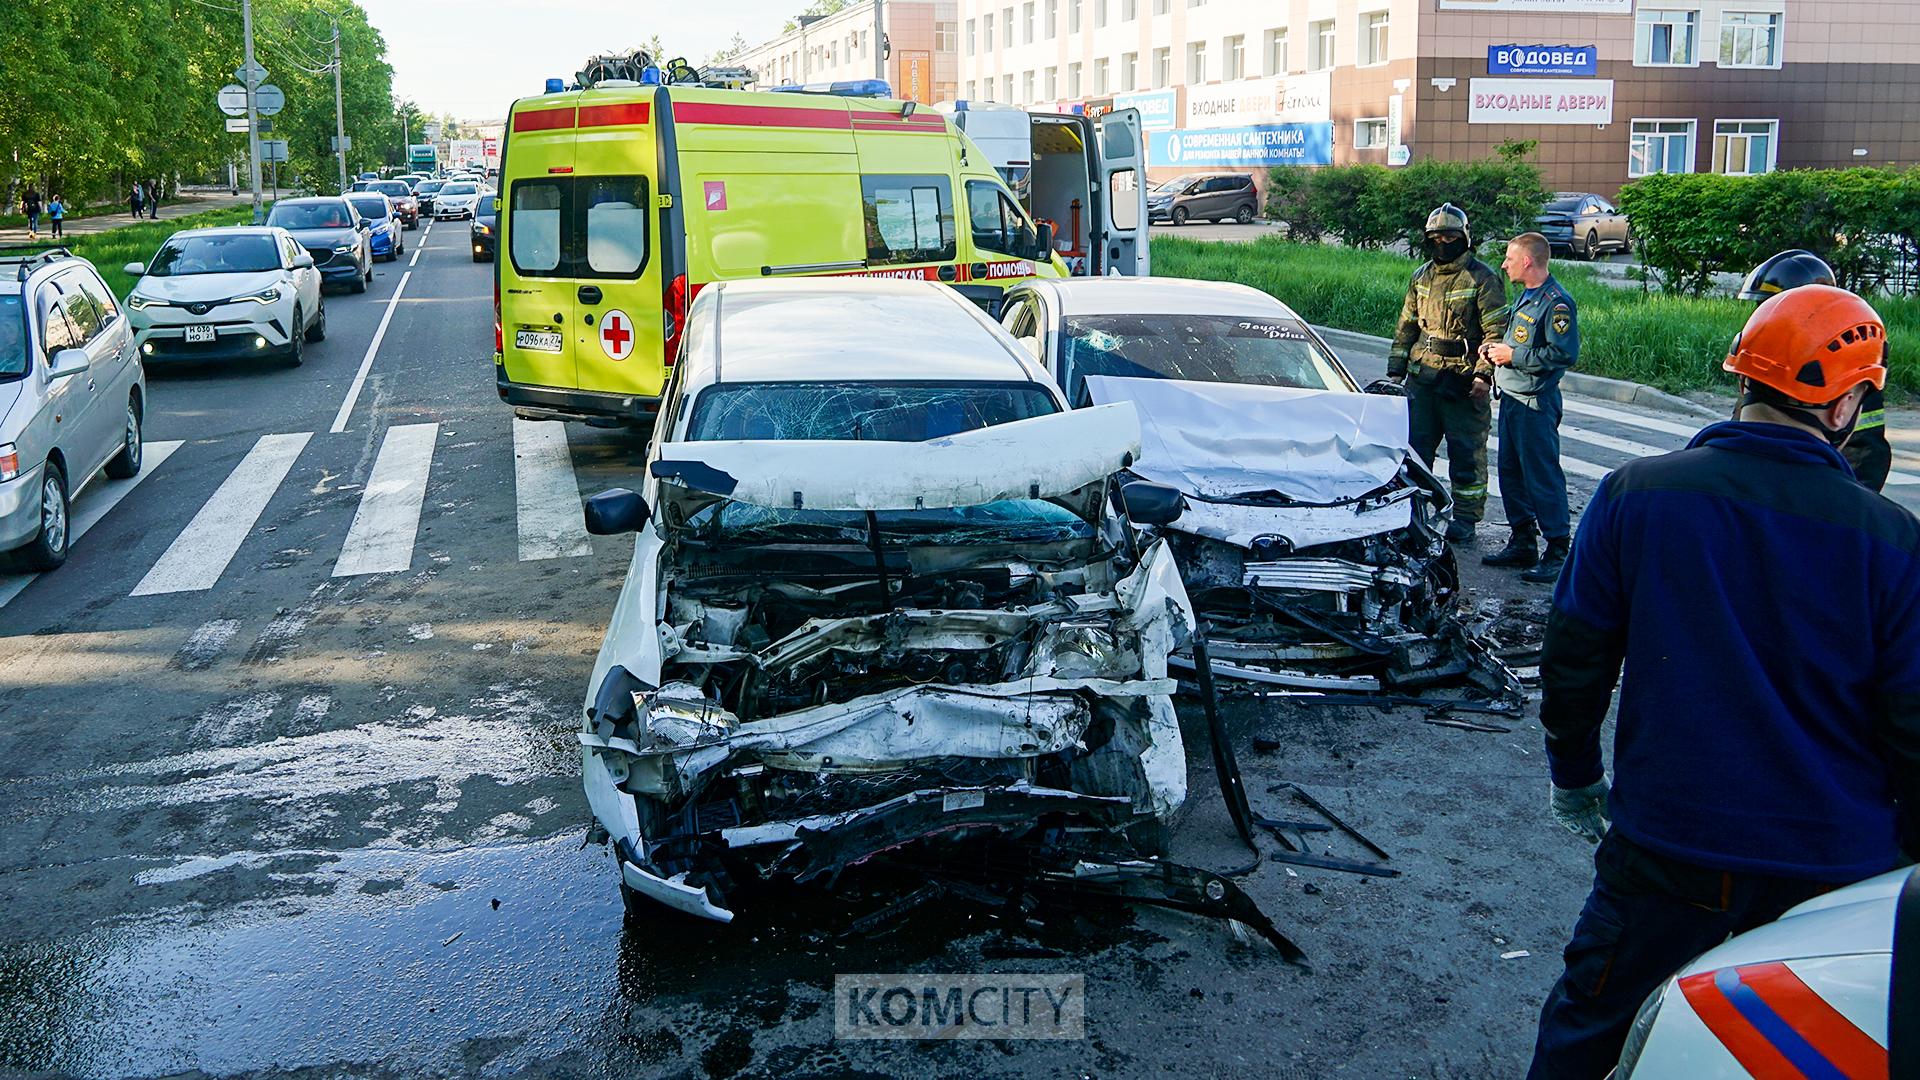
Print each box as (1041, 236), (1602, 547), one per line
(1243, 558), (1418, 593)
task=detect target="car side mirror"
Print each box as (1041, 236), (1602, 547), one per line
(1362, 377), (1407, 397)
(358, 220), (371, 231)
(583, 488), (651, 535)
(47, 347), (90, 381)
(1032, 221), (1055, 260)
(124, 262), (146, 277)
(1120, 480), (1185, 526)
(292, 252), (315, 269)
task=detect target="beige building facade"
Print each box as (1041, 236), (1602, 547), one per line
(735, 0), (961, 104)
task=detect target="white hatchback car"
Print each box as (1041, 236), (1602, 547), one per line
(125, 227), (325, 367)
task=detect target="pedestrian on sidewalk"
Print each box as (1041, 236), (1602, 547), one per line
(21, 188), (42, 239)
(1481, 233), (1579, 584)
(1524, 283), (1919, 1079)
(1386, 203), (1508, 544)
(1738, 249), (1892, 492)
(46, 194), (63, 239)
(147, 180), (160, 220)
(130, 181), (145, 218)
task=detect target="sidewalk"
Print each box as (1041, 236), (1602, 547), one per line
(0, 192), (257, 245)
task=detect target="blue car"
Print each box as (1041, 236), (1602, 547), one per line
(346, 193), (406, 263)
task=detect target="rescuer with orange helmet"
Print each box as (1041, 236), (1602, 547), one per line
(1525, 284), (1920, 1078)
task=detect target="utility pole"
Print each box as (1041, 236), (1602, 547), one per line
(331, 20), (349, 191)
(873, 0), (886, 82)
(242, 0), (264, 223)
(401, 111), (409, 174)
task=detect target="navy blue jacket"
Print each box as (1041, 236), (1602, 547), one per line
(1542, 421), (1920, 880)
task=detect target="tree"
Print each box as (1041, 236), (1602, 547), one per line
(709, 33), (751, 64)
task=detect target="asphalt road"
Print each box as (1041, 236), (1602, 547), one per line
(2, 229), (1898, 1078)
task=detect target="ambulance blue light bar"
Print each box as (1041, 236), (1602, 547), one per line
(545, 78), (566, 93)
(767, 79), (894, 98)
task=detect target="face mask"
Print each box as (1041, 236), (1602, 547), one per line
(1427, 235), (1469, 263)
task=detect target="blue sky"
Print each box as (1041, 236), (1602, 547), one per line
(360, 0), (801, 118)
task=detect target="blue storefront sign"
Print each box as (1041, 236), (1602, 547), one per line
(1148, 123), (1334, 168)
(1113, 89), (1178, 131)
(1487, 44), (1597, 76)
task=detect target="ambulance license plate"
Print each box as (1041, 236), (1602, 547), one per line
(516, 329), (563, 353)
(185, 325), (215, 344)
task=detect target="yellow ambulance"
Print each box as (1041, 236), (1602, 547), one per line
(494, 79), (1148, 426)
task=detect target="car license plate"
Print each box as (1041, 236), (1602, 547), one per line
(185, 325), (215, 344)
(515, 329), (563, 353)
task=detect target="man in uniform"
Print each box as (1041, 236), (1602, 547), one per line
(1388, 203), (1509, 542)
(1739, 249), (1892, 492)
(1482, 232), (1579, 584)
(1525, 284), (1920, 1077)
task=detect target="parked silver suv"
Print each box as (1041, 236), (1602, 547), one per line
(0, 247), (146, 571)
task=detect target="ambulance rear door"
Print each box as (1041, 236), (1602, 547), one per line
(569, 91), (665, 402)
(500, 96), (581, 393)
(1095, 108), (1149, 276)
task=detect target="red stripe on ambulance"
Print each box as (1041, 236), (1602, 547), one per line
(672, 102), (850, 130)
(578, 102), (650, 128)
(514, 107), (576, 133)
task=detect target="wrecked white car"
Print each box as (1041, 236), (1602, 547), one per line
(1000, 277), (1517, 699)
(577, 281), (1293, 939)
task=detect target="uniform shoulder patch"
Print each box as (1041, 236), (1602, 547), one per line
(1551, 304), (1572, 335)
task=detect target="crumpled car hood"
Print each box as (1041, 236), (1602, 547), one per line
(650, 402), (1141, 512)
(1084, 376), (1408, 506)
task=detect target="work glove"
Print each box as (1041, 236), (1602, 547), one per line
(1550, 780), (1610, 844)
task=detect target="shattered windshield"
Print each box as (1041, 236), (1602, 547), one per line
(1061, 314), (1350, 404)
(681, 380), (1088, 546)
(686, 381), (1058, 442)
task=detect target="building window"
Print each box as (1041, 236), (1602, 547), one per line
(1122, 0), (1136, 20)
(965, 19), (976, 55)
(1096, 0), (1108, 28)
(1629, 119), (1696, 176)
(935, 21), (957, 52)
(965, 79), (976, 100)
(1003, 5), (1014, 47)
(1153, 0), (1168, 14)
(1153, 46), (1170, 86)
(1045, 66), (1058, 98)
(1187, 0), (1204, 7)
(1095, 58), (1110, 94)
(1635, 9), (1699, 66)
(1023, 1), (1035, 43)
(1068, 61), (1082, 97)
(1713, 120), (1777, 175)
(1266, 29), (1287, 75)
(1003, 74), (1014, 100)
(1022, 70), (1035, 101)
(1224, 35), (1245, 80)
(980, 15), (991, 53)
(1310, 20), (1335, 71)
(1187, 41), (1207, 82)
(1069, 0), (1081, 32)
(1045, 0), (1058, 37)
(1719, 11), (1782, 68)
(1120, 52), (1137, 90)
(1355, 118), (1390, 149)
(1360, 11), (1389, 66)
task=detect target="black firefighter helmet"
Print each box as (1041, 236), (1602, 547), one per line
(1738, 249), (1836, 302)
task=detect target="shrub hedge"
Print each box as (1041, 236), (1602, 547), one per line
(1263, 155), (1552, 250)
(1616, 169), (1920, 296)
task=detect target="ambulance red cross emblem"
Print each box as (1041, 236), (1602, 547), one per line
(598, 308), (635, 361)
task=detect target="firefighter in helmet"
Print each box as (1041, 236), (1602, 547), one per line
(1387, 203), (1509, 542)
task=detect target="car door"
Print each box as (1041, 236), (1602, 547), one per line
(1093, 108), (1148, 275)
(59, 278), (123, 474)
(1597, 196), (1627, 248)
(34, 281), (101, 474)
(72, 269), (135, 465)
(283, 233), (319, 317)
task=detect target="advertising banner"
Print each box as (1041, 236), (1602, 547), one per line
(1488, 44), (1598, 76)
(901, 51), (933, 103)
(1276, 71), (1332, 124)
(1149, 123), (1334, 168)
(1181, 72), (1333, 129)
(1113, 89), (1177, 130)
(1440, 0), (1628, 10)
(1467, 78), (1614, 125)
(448, 139), (484, 168)
(482, 136), (501, 169)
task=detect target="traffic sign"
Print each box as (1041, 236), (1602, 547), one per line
(331, 135), (352, 152)
(235, 60), (267, 85)
(254, 84), (284, 116)
(218, 84), (249, 117)
(261, 140), (289, 163)
(225, 117), (251, 133)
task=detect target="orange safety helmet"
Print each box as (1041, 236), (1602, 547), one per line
(1724, 284), (1888, 406)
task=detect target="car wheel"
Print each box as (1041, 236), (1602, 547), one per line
(1621, 230), (1633, 255)
(1587, 230), (1601, 260)
(1236, 204), (1255, 224)
(104, 395), (143, 479)
(305, 300), (327, 342)
(19, 461), (69, 572)
(284, 308), (305, 366)
(1171, 206), (1188, 226)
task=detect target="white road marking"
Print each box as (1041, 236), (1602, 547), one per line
(132, 434), (310, 596)
(0, 440), (185, 610)
(512, 419), (592, 560)
(332, 423), (438, 577)
(1486, 437), (1612, 481)
(408, 247), (420, 267)
(1561, 399), (1705, 439)
(329, 269), (412, 434)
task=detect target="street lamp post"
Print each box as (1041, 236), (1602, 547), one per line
(242, 0), (264, 223)
(332, 20), (349, 191)
(873, 0), (886, 82)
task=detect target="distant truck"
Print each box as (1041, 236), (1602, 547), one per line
(407, 143), (437, 171)
(934, 100), (1149, 277)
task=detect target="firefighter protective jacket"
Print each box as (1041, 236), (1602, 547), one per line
(1388, 252), (1508, 380)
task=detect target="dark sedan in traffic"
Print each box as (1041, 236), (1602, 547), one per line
(265, 196), (373, 293)
(470, 197), (496, 262)
(1536, 192), (1631, 259)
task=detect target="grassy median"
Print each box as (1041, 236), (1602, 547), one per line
(1152, 235), (1920, 398)
(53, 205), (256, 300)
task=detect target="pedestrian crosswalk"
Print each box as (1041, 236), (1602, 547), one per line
(133, 433), (312, 596)
(334, 423), (438, 578)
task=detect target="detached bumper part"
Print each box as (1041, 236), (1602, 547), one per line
(620, 857), (735, 923)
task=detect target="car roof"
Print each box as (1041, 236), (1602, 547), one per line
(686, 279), (1047, 388)
(1016, 276), (1307, 320)
(277, 196), (349, 206)
(162, 226), (284, 238)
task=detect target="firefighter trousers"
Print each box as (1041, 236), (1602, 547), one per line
(1409, 381), (1492, 524)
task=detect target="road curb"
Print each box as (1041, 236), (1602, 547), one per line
(1310, 324), (1726, 421)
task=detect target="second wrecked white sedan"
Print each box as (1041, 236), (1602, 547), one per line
(577, 281), (1299, 943)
